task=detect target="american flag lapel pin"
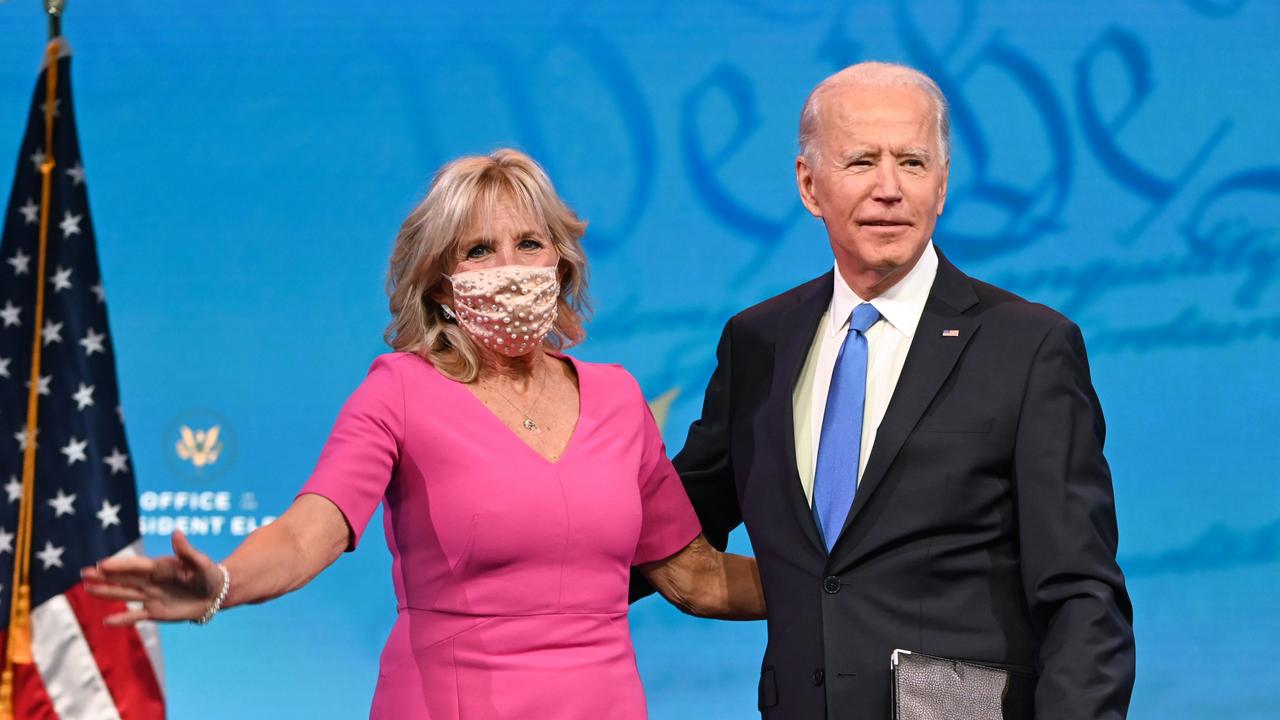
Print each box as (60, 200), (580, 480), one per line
(942, 329), (960, 337)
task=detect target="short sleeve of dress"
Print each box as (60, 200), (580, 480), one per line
(631, 394), (702, 566)
(297, 355), (405, 551)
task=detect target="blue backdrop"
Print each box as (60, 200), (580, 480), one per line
(2, 1), (1277, 717)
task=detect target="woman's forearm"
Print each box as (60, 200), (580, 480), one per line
(716, 551), (766, 620)
(222, 493), (349, 609)
(641, 534), (766, 620)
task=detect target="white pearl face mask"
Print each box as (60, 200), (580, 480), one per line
(445, 265), (560, 357)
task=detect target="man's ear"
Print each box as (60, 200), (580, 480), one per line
(935, 159), (949, 217)
(796, 155), (823, 218)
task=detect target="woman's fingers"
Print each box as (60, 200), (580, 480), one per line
(81, 569), (149, 593)
(82, 563), (152, 582)
(83, 582), (147, 602)
(92, 555), (158, 575)
(103, 608), (153, 627)
(171, 530), (208, 569)
(169, 530), (221, 592)
(82, 556), (204, 603)
(88, 558), (193, 591)
(83, 560), (167, 586)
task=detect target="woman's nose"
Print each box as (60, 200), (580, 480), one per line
(492, 246), (519, 266)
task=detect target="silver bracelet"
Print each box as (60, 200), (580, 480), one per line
(192, 563), (230, 625)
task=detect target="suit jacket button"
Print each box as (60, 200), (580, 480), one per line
(812, 668), (825, 686)
(822, 576), (840, 594)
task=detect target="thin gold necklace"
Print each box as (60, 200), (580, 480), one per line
(483, 366), (548, 432)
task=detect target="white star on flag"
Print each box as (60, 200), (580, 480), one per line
(28, 147), (46, 172)
(42, 318), (63, 345)
(0, 301), (20, 327)
(40, 97), (61, 117)
(14, 427), (36, 450)
(51, 265), (73, 292)
(3, 476), (20, 502)
(72, 382), (95, 410)
(65, 161), (85, 186)
(91, 283), (105, 303)
(36, 540), (65, 570)
(60, 436), (88, 465)
(7, 248), (30, 275)
(80, 327), (106, 356)
(0, 526), (13, 554)
(97, 500), (121, 529)
(103, 447), (129, 475)
(18, 198), (39, 224)
(48, 488), (77, 517)
(0, 356), (9, 378)
(59, 210), (82, 238)
(26, 374), (51, 396)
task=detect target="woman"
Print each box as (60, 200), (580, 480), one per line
(83, 149), (764, 719)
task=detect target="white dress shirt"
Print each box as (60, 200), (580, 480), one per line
(793, 242), (939, 506)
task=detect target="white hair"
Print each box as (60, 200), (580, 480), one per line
(798, 61), (951, 163)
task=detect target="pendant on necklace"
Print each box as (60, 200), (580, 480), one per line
(523, 417), (538, 432)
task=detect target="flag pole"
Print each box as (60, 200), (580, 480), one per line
(0, 3), (65, 712)
(46, 0), (63, 39)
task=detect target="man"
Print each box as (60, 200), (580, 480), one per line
(668, 62), (1135, 718)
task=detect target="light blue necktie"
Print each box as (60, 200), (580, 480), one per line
(812, 302), (881, 552)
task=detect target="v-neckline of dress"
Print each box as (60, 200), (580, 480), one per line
(448, 353), (586, 467)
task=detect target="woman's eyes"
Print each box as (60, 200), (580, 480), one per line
(463, 238), (544, 259)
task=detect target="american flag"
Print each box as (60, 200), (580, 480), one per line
(0, 41), (165, 718)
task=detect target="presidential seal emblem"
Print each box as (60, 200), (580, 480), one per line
(165, 410), (236, 482)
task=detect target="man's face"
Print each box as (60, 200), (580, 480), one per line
(796, 83), (948, 289)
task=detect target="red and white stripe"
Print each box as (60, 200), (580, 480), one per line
(2, 541), (165, 719)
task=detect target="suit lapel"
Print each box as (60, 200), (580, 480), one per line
(768, 272), (833, 556)
(833, 253), (981, 548)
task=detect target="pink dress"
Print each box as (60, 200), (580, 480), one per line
(299, 352), (701, 719)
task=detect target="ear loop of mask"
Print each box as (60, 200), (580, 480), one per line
(436, 275), (458, 322)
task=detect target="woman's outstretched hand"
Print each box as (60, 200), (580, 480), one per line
(82, 530), (224, 626)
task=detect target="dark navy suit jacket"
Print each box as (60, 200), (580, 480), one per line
(660, 252), (1135, 719)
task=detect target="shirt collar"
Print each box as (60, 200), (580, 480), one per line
(827, 241), (938, 339)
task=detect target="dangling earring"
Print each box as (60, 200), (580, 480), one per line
(440, 304), (457, 322)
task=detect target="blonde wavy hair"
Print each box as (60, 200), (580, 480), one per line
(385, 149), (590, 382)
